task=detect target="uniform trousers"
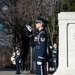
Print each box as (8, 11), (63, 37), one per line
(52, 58), (57, 70)
(35, 60), (47, 75)
(16, 59), (21, 73)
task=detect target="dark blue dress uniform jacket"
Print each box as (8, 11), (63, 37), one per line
(52, 48), (58, 61)
(15, 49), (22, 73)
(34, 29), (48, 62)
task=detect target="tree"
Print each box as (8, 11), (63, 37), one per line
(0, 0), (51, 44)
(67, 0), (75, 11)
(0, 0), (50, 68)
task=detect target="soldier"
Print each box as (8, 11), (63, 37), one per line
(15, 45), (22, 74)
(34, 16), (48, 75)
(25, 17), (48, 74)
(51, 43), (58, 71)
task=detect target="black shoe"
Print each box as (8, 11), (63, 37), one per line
(16, 72), (21, 74)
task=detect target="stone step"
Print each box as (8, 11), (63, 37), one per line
(54, 68), (75, 75)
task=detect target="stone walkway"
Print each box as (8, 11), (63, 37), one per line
(0, 71), (34, 75)
(0, 71), (53, 75)
(0, 68), (53, 75)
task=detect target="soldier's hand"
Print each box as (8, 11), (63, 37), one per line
(26, 24), (32, 32)
(37, 61), (42, 65)
(19, 59), (21, 63)
(34, 37), (38, 41)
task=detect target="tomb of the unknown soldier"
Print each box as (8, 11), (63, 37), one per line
(54, 12), (75, 75)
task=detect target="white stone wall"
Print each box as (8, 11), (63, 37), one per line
(54, 12), (75, 75)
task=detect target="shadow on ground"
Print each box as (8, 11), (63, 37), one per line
(0, 64), (16, 71)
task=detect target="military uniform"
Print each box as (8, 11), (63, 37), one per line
(34, 17), (48, 75)
(34, 17), (47, 75)
(34, 29), (48, 75)
(52, 48), (58, 71)
(15, 46), (22, 74)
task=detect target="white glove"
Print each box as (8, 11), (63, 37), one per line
(26, 24), (32, 32)
(54, 60), (56, 62)
(16, 51), (20, 55)
(19, 59), (21, 63)
(37, 61), (42, 65)
(50, 46), (52, 49)
(17, 52), (20, 55)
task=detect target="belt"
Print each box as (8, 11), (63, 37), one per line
(35, 46), (40, 49)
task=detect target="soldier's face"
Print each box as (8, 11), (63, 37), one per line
(36, 22), (42, 29)
(53, 44), (57, 49)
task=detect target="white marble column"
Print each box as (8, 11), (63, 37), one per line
(54, 12), (75, 75)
